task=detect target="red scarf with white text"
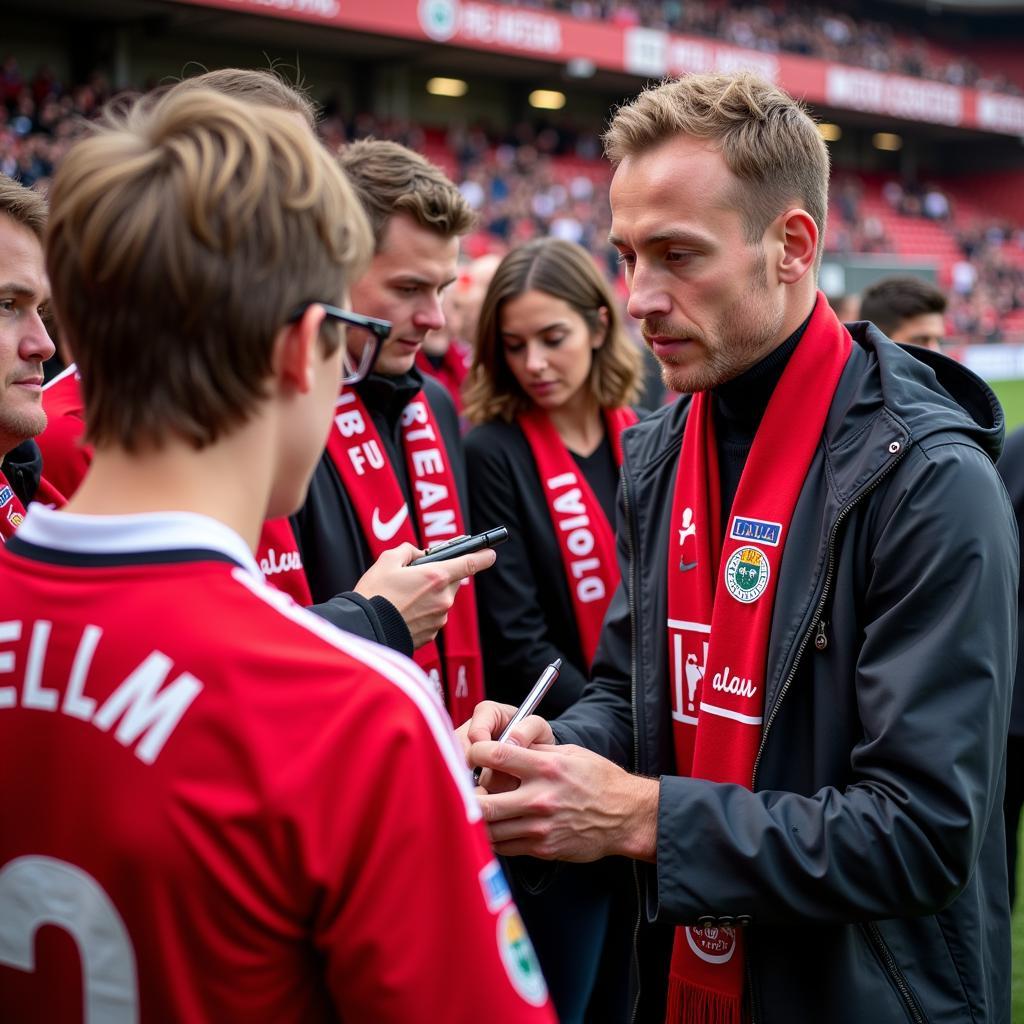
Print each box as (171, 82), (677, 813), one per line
(325, 388), (482, 722)
(665, 294), (851, 1024)
(518, 406), (638, 668)
(256, 519), (312, 605)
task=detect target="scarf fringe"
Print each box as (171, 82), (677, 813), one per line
(665, 977), (744, 1024)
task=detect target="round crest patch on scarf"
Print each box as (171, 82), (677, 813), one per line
(723, 546), (770, 604)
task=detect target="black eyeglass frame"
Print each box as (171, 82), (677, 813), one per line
(287, 302), (391, 385)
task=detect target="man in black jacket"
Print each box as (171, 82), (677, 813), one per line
(997, 426), (1024, 907)
(293, 140), (489, 713)
(466, 72), (1016, 1023)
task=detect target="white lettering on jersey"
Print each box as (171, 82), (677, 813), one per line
(0, 621), (203, 765)
(93, 653), (203, 765)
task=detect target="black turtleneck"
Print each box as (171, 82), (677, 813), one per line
(353, 367), (427, 500)
(712, 314), (811, 535)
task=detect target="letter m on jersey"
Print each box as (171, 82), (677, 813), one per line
(92, 652), (203, 765)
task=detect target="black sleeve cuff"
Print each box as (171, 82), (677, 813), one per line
(367, 595), (414, 658)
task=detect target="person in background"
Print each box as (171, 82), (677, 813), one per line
(416, 251), (504, 417)
(0, 83), (553, 1023)
(0, 174), (61, 533)
(292, 139), (488, 723)
(465, 71), (1015, 1023)
(36, 69), (488, 654)
(464, 237), (643, 1023)
(859, 274), (947, 350)
(997, 426), (1024, 907)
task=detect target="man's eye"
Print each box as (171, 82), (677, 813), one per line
(615, 252), (635, 267)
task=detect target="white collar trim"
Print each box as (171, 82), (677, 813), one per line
(17, 505), (263, 580)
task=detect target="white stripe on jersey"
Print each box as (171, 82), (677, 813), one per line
(230, 568), (483, 824)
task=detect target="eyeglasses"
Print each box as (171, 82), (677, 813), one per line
(287, 302), (391, 386)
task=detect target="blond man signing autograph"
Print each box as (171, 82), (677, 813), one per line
(464, 72), (1016, 1024)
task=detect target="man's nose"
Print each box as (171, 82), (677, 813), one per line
(21, 310), (56, 363)
(413, 294), (445, 333)
(626, 263), (671, 323)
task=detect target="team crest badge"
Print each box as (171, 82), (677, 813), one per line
(496, 904), (548, 1006)
(724, 545), (770, 604)
(686, 925), (738, 964)
(6, 507), (23, 529)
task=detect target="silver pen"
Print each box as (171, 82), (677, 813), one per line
(472, 658), (562, 785)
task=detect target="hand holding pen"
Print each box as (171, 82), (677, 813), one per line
(472, 658), (561, 786)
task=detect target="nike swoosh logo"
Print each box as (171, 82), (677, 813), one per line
(372, 504), (410, 542)
(679, 560), (698, 572)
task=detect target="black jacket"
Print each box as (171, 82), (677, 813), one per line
(292, 369), (466, 657)
(466, 419), (624, 715)
(996, 426), (1024, 739)
(553, 322), (1017, 1024)
(1, 440), (43, 506)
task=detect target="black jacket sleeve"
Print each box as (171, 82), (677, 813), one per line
(307, 593), (414, 657)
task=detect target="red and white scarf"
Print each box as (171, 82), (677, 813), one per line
(0, 470), (27, 542)
(325, 388), (483, 722)
(256, 518), (312, 605)
(665, 294), (851, 1024)
(518, 406), (638, 668)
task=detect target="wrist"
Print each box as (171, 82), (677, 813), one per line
(617, 774), (660, 863)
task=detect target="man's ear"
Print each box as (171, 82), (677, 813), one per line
(273, 304), (326, 394)
(774, 208), (818, 285)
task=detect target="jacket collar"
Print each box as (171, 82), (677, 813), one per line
(354, 366), (426, 428)
(623, 317), (1005, 502)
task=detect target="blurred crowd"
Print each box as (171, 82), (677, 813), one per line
(4, 54), (1024, 344)
(517, 0), (1022, 95)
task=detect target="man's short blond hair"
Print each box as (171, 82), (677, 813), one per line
(46, 86), (372, 452)
(337, 139), (474, 248)
(0, 174), (46, 240)
(604, 72), (830, 268)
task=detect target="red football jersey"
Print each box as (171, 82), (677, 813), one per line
(38, 366), (314, 605)
(0, 508), (553, 1023)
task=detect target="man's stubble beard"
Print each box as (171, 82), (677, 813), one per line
(0, 403), (47, 457)
(654, 254), (784, 395)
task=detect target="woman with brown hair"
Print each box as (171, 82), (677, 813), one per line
(464, 237), (643, 1023)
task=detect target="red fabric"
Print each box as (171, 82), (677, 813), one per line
(38, 366), (92, 503)
(0, 470), (28, 541)
(255, 517), (312, 605)
(518, 406), (638, 667)
(416, 342), (471, 414)
(665, 294), (851, 1023)
(0, 524), (554, 1022)
(324, 389), (483, 722)
(36, 366), (312, 603)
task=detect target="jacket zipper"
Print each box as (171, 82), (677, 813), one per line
(622, 471), (646, 1024)
(746, 438), (907, 1023)
(863, 923), (927, 1023)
